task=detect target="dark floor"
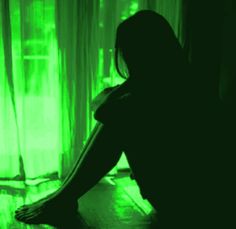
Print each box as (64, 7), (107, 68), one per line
(0, 172), (158, 229)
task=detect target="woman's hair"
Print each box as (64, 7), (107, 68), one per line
(114, 10), (189, 85)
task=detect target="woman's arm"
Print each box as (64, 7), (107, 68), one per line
(91, 85), (120, 111)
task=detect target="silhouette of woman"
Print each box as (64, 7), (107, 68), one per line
(15, 10), (232, 228)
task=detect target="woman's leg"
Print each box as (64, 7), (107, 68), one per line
(56, 122), (123, 198)
(15, 122), (123, 223)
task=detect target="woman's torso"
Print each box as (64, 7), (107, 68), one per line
(95, 79), (236, 226)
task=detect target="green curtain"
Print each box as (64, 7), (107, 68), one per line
(0, 0), (187, 180)
(0, 0), (61, 180)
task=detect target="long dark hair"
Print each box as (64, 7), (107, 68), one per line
(114, 10), (190, 92)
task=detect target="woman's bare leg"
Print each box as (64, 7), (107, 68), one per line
(56, 122), (123, 198)
(15, 122), (123, 223)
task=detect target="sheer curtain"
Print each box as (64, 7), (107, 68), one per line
(0, 0), (186, 181)
(0, 0), (61, 180)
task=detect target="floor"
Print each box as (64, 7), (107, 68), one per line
(0, 172), (158, 229)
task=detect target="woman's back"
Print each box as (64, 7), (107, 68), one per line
(95, 80), (236, 227)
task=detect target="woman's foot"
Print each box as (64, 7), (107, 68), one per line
(15, 195), (78, 224)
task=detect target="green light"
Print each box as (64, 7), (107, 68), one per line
(0, 0), (61, 179)
(109, 54), (125, 86)
(97, 48), (104, 94)
(130, 2), (139, 15)
(100, 0), (104, 9)
(0, 0), (166, 180)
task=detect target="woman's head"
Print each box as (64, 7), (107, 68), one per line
(115, 10), (188, 84)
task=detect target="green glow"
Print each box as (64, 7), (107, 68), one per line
(0, 0), (185, 179)
(0, 0), (60, 179)
(100, 0), (104, 9)
(130, 2), (139, 15)
(109, 52), (125, 85)
(0, 0), (135, 179)
(114, 177), (154, 217)
(97, 49), (105, 95)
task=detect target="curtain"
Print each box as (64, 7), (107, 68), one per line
(0, 0), (186, 181)
(0, 0), (61, 181)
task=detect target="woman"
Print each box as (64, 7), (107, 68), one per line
(15, 10), (231, 228)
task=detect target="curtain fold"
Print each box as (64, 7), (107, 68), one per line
(55, 0), (100, 178)
(0, 0), (61, 180)
(0, 0), (24, 179)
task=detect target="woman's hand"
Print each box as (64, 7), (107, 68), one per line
(91, 86), (120, 111)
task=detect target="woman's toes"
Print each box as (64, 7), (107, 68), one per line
(23, 212), (40, 222)
(15, 206), (27, 213)
(15, 210), (24, 218)
(16, 209), (28, 218)
(16, 209), (38, 222)
(14, 197), (78, 224)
